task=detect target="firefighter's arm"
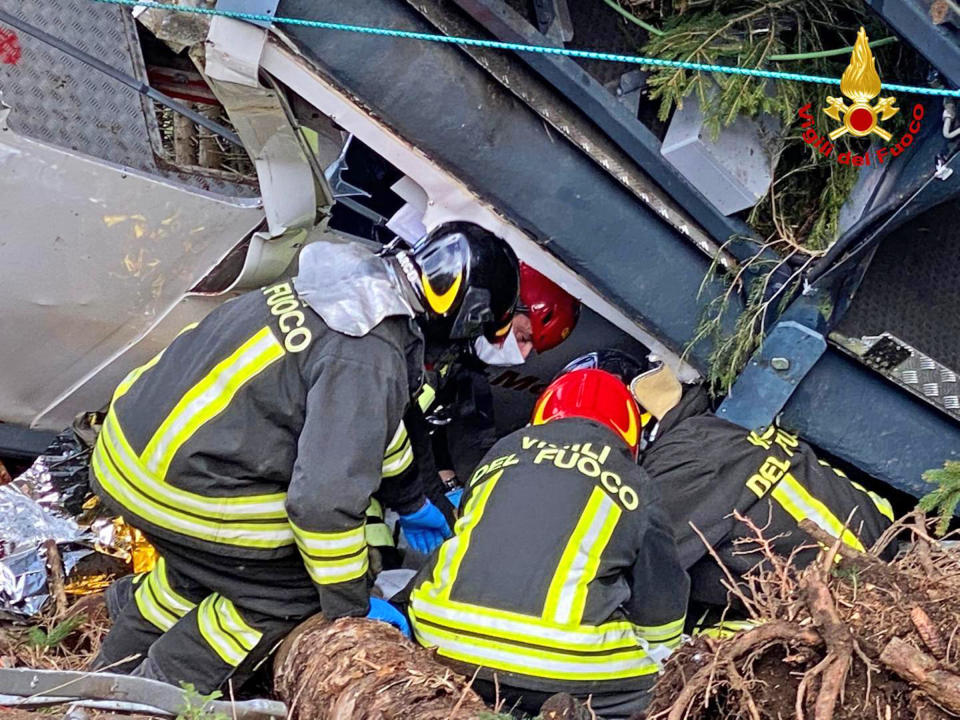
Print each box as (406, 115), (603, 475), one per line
(623, 503), (690, 653)
(373, 406), (425, 516)
(287, 351), (408, 620)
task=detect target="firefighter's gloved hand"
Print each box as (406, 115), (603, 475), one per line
(445, 487), (464, 510)
(366, 597), (411, 637)
(398, 500), (451, 553)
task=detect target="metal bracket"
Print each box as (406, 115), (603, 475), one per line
(532, 0), (573, 44)
(717, 321), (828, 431)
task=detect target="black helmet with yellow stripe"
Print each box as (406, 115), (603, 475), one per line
(408, 222), (520, 344)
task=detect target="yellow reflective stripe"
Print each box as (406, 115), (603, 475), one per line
(382, 422), (413, 478)
(291, 524), (365, 556)
(299, 547), (369, 585)
(413, 623), (658, 681)
(637, 617), (686, 644)
(381, 442), (413, 478)
(196, 594), (262, 667)
(134, 578), (177, 632)
(543, 487), (621, 627)
(92, 436), (294, 548)
(215, 596), (262, 652)
(133, 558), (196, 632)
(695, 619), (760, 639)
(365, 522), (395, 548)
(385, 422), (408, 456)
(366, 498), (384, 519)
(142, 327), (285, 478)
(420, 470), (502, 602)
(417, 384), (436, 412)
(410, 593), (648, 652)
(101, 412), (288, 519)
(771, 474), (865, 551)
(149, 557), (195, 616)
(850, 480), (895, 522)
(113, 323), (199, 402)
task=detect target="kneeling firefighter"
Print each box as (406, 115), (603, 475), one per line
(89, 222), (520, 693)
(566, 349), (896, 617)
(406, 368), (690, 719)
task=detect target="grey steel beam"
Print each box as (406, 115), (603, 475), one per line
(446, 0), (760, 260)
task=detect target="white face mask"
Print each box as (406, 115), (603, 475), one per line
(474, 331), (527, 366)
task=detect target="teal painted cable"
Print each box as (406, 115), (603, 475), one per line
(86, 0), (960, 98)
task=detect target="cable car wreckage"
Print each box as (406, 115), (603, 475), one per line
(0, 0), (960, 717)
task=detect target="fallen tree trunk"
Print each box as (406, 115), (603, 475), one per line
(273, 615), (488, 720)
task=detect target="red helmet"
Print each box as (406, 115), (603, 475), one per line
(530, 368), (645, 459)
(519, 264), (581, 353)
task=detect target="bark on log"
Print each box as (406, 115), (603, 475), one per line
(42, 539), (68, 620)
(880, 637), (960, 715)
(910, 607), (946, 660)
(274, 615), (488, 720)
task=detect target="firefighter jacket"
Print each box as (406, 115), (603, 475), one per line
(91, 269), (425, 620)
(408, 417), (690, 695)
(641, 386), (895, 608)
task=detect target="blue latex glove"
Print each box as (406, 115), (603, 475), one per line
(366, 597), (411, 637)
(445, 487), (464, 511)
(398, 499), (452, 554)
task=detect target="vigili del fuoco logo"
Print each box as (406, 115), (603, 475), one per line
(797, 27), (923, 167)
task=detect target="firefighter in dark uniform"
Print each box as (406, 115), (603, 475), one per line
(407, 368), (690, 719)
(89, 222), (520, 693)
(566, 350), (896, 614)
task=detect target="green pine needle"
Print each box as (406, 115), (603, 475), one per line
(918, 461), (960, 537)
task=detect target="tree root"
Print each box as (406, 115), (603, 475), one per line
(665, 621), (822, 720)
(800, 568), (853, 720)
(880, 638), (960, 715)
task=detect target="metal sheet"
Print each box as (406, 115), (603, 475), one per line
(0, 668), (286, 720)
(217, 0), (280, 28)
(0, 0), (256, 198)
(0, 117), (263, 429)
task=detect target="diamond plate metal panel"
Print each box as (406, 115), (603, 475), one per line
(0, 0), (256, 197)
(860, 333), (960, 420)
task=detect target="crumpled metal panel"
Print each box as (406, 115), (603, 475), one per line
(0, 116), (263, 429)
(0, 0), (257, 197)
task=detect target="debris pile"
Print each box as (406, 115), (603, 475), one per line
(648, 514), (960, 720)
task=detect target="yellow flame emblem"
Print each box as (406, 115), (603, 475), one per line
(532, 389), (554, 426)
(610, 400), (639, 448)
(421, 270), (463, 316)
(823, 27), (898, 141)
